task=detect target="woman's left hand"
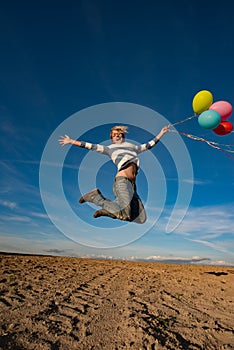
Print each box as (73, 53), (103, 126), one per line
(160, 125), (171, 135)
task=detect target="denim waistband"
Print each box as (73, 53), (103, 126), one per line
(115, 176), (134, 184)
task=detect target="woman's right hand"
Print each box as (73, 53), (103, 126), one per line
(58, 134), (74, 146)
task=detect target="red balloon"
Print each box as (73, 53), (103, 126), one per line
(213, 121), (233, 135)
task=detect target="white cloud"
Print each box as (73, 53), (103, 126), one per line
(159, 204), (234, 237)
(30, 212), (49, 219)
(0, 200), (17, 209)
(13, 160), (80, 171)
(166, 177), (211, 185)
(142, 255), (210, 264)
(188, 238), (234, 254)
(207, 260), (232, 266)
(0, 214), (31, 223)
(147, 203), (234, 256)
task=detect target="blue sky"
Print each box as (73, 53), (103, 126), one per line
(0, 0), (234, 265)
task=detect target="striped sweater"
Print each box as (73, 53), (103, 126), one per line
(79, 137), (160, 171)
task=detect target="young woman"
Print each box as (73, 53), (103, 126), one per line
(59, 124), (170, 223)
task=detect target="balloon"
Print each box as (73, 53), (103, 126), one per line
(198, 110), (221, 129)
(192, 90), (213, 114)
(209, 101), (232, 121)
(213, 121), (233, 135)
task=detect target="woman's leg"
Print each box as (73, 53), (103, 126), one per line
(110, 177), (134, 221)
(79, 187), (123, 219)
(111, 177), (146, 223)
(79, 178), (146, 223)
(130, 184), (147, 224)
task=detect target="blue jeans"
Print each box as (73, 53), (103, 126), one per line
(101, 176), (146, 224)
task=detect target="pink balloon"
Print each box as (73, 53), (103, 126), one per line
(209, 100), (232, 121)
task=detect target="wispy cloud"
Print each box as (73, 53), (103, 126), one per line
(152, 204), (234, 238)
(0, 234), (75, 256)
(141, 255), (233, 266)
(43, 249), (69, 255)
(175, 204), (234, 237)
(139, 255), (210, 264)
(188, 238), (234, 254)
(0, 214), (31, 223)
(0, 120), (32, 158)
(0, 160), (21, 181)
(0, 200), (17, 209)
(0, 160), (41, 200)
(1, 159), (84, 171)
(0, 118), (19, 137)
(166, 177), (211, 185)
(147, 203), (234, 256)
(30, 212), (49, 219)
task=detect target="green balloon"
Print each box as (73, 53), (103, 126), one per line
(198, 110), (221, 129)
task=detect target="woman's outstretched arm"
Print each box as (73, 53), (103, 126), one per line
(58, 135), (110, 155)
(58, 134), (82, 147)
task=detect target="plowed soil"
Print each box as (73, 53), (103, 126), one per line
(0, 254), (233, 349)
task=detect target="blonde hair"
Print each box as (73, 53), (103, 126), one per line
(110, 125), (128, 139)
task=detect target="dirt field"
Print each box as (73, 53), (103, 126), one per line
(0, 253), (233, 349)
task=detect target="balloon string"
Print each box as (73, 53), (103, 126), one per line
(169, 130), (234, 159)
(170, 114), (198, 126)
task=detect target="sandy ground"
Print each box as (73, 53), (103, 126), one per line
(0, 253), (233, 350)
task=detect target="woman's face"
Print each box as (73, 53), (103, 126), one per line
(111, 130), (124, 144)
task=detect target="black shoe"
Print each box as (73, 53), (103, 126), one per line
(93, 209), (116, 219)
(79, 189), (102, 204)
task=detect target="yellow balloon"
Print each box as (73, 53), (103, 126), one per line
(192, 90), (213, 114)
